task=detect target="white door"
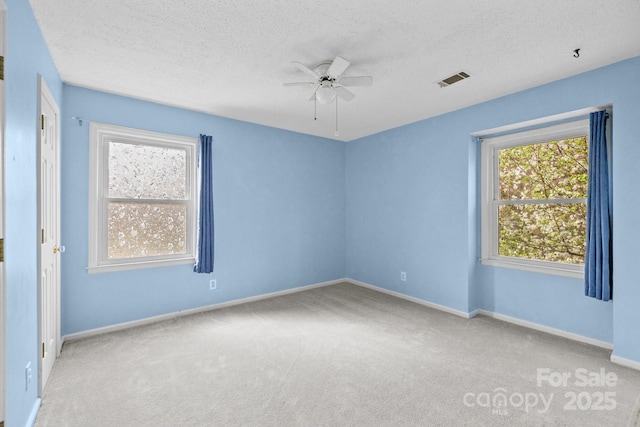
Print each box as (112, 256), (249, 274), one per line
(38, 76), (61, 390)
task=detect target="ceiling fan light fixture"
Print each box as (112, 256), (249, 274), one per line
(316, 83), (335, 104)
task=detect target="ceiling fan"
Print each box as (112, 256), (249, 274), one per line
(283, 56), (373, 105)
(284, 56), (372, 136)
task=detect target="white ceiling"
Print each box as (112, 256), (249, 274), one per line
(30, 0), (640, 141)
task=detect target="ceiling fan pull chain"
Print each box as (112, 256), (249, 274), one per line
(314, 96), (317, 121)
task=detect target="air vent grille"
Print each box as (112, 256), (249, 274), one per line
(435, 71), (470, 88)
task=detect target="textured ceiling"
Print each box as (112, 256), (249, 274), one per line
(30, 0), (640, 141)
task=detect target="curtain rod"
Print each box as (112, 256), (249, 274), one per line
(472, 104), (612, 140)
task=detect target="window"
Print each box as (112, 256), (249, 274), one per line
(89, 122), (197, 273)
(480, 119), (589, 277)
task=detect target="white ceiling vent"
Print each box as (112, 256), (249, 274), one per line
(435, 71), (470, 88)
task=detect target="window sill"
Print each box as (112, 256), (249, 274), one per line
(88, 256), (195, 274)
(480, 257), (584, 279)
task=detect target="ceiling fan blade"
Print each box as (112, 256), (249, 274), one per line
(327, 56), (350, 78)
(335, 86), (355, 101)
(283, 82), (316, 87)
(292, 61), (319, 79)
(338, 76), (373, 87)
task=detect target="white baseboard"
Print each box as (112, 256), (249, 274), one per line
(610, 354), (640, 371)
(343, 278), (614, 352)
(63, 278), (345, 342)
(477, 309), (613, 350)
(63, 277), (628, 368)
(345, 278), (475, 319)
(344, 282), (636, 369)
(26, 398), (41, 427)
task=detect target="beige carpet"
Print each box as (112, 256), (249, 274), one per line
(36, 282), (640, 426)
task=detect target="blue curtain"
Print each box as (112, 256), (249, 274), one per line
(584, 111), (611, 300)
(194, 134), (215, 274)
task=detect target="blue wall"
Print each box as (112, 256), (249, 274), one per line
(7, 2), (640, 424)
(5, 1), (63, 426)
(346, 56), (640, 357)
(346, 115), (473, 313)
(61, 86), (346, 335)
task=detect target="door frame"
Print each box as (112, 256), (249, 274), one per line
(36, 74), (61, 394)
(0, 2), (7, 423)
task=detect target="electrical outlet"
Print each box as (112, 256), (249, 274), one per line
(209, 279), (217, 290)
(25, 362), (32, 391)
(400, 271), (407, 281)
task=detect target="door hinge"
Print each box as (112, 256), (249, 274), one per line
(41, 228), (45, 244)
(42, 342), (45, 358)
(0, 55), (4, 81)
(0, 238), (4, 262)
(41, 114), (45, 131)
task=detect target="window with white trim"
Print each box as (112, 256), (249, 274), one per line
(480, 119), (589, 277)
(89, 122), (197, 273)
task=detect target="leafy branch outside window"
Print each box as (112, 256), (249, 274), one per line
(497, 137), (588, 264)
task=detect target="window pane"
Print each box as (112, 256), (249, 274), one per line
(108, 141), (187, 199)
(499, 137), (588, 200)
(498, 203), (586, 264)
(108, 202), (187, 259)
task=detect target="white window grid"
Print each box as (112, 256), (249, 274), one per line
(480, 118), (590, 278)
(88, 122), (197, 273)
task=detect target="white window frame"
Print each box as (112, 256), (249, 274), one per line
(88, 122), (197, 273)
(480, 118), (589, 278)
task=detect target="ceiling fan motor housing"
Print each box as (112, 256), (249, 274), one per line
(316, 79), (336, 103)
(314, 61), (334, 77)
